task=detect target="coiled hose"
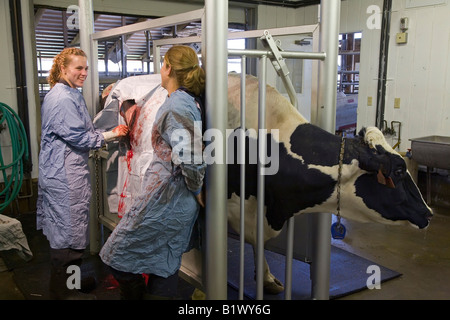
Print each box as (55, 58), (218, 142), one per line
(0, 102), (29, 212)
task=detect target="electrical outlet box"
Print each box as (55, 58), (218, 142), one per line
(396, 32), (408, 44)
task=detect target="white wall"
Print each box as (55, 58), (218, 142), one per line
(0, 0), (19, 181)
(340, 0), (383, 137)
(0, 1), (17, 109)
(257, 0), (450, 153)
(0, 0), (41, 181)
(385, 0), (450, 151)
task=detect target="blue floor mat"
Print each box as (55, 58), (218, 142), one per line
(227, 237), (401, 300)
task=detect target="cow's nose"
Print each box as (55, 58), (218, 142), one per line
(424, 207), (433, 222)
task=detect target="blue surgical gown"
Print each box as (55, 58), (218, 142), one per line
(37, 83), (105, 250)
(100, 89), (206, 277)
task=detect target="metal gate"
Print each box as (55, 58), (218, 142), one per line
(83, 0), (341, 300)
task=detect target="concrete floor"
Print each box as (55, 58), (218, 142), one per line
(1, 205), (449, 300)
(333, 205), (450, 300)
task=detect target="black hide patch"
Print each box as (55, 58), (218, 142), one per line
(227, 124), (338, 231)
(354, 154), (432, 229)
(227, 124), (432, 230)
(290, 124), (341, 166)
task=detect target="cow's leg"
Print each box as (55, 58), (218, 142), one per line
(251, 245), (284, 295)
(227, 194), (284, 294)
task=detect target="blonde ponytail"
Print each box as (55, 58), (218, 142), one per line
(164, 46), (205, 96)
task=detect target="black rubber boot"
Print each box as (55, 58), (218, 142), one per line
(48, 248), (96, 300)
(143, 272), (179, 300)
(116, 278), (146, 300)
(49, 267), (97, 300)
(80, 276), (97, 293)
(109, 267), (146, 300)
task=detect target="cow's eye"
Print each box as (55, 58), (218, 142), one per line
(394, 168), (404, 176)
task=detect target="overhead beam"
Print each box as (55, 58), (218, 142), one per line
(34, 8), (45, 26)
(92, 9), (203, 41)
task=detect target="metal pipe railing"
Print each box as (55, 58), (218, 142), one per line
(84, 0), (340, 301)
(228, 38), (330, 300)
(228, 49), (326, 61)
(204, 0), (228, 300)
(256, 55), (268, 300)
(311, 0), (341, 300)
(239, 58), (246, 301)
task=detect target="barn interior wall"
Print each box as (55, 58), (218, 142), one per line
(387, 0), (450, 207)
(256, 0), (449, 207)
(0, 0), (39, 188)
(0, 0), (15, 187)
(0, 1), (17, 112)
(386, 0), (450, 150)
(1, 0), (448, 204)
(256, 1), (382, 131)
(257, 0), (450, 154)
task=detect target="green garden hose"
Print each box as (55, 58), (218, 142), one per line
(0, 102), (29, 212)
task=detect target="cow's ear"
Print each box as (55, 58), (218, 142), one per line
(377, 169), (396, 188)
(358, 127), (367, 138)
(358, 148), (392, 175)
(359, 151), (382, 172)
(375, 144), (387, 154)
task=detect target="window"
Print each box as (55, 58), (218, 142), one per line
(336, 32), (361, 137)
(227, 38), (246, 73)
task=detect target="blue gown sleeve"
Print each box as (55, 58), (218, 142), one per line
(52, 94), (104, 151)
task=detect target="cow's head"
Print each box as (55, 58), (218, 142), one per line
(352, 127), (432, 229)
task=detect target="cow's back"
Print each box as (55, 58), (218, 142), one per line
(227, 73), (308, 135)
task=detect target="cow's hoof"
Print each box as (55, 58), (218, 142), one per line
(263, 278), (284, 295)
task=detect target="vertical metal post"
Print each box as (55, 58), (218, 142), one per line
(79, 0), (100, 254)
(79, 0), (97, 117)
(204, 0), (228, 300)
(153, 45), (161, 74)
(312, 0), (341, 300)
(317, 0), (340, 133)
(19, 0), (40, 178)
(284, 217), (294, 299)
(256, 55), (267, 300)
(239, 59), (246, 301)
(375, 0), (392, 129)
(145, 31), (151, 74)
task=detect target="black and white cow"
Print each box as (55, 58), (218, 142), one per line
(226, 73), (433, 294)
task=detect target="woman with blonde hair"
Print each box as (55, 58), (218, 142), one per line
(100, 45), (206, 299)
(37, 47), (128, 299)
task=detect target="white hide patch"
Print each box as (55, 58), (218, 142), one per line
(227, 73), (309, 164)
(227, 193), (281, 245)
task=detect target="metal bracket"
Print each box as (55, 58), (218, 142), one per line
(89, 147), (109, 160)
(260, 30), (290, 78)
(260, 30), (298, 108)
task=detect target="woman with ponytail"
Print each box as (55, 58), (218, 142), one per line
(100, 46), (207, 300)
(37, 48), (129, 299)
